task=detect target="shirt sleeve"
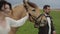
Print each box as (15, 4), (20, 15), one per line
(6, 13), (29, 27)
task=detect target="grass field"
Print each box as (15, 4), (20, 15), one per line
(16, 10), (60, 34)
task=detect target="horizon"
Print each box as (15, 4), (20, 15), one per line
(6, 0), (60, 9)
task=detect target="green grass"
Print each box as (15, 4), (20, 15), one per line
(16, 10), (60, 34)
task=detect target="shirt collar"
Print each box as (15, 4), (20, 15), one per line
(44, 13), (50, 17)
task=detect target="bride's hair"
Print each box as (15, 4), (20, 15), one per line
(0, 0), (12, 10)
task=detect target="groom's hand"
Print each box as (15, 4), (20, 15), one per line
(53, 31), (56, 34)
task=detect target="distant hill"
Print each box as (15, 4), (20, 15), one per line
(51, 9), (60, 11)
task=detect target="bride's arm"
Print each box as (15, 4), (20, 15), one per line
(6, 13), (29, 27)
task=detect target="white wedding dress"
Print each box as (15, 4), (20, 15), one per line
(0, 13), (29, 34)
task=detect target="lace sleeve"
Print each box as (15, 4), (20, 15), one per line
(5, 13), (29, 27)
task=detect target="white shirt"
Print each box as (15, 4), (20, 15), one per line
(0, 13), (29, 34)
(47, 17), (51, 34)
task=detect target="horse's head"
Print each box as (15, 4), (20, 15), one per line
(10, 0), (40, 22)
(23, 0), (41, 22)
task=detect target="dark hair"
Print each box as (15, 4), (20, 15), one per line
(0, 0), (12, 10)
(43, 5), (50, 9)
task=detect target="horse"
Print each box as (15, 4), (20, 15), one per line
(8, 0), (46, 34)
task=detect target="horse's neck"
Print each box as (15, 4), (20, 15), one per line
(11, 5), (27, 20)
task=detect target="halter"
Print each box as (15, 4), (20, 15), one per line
(23, 0), (42, 26)
(29, 13), (42, 23)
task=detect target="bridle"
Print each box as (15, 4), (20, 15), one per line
(29, 13), (42, 23)
(24, 4), (42, 23)
(23, 0), (42, 22)
(23, 2), (44, 28)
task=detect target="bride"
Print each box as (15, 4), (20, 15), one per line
(0, 0), (29, 34)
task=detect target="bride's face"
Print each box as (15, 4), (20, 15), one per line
(1, 4), (11, 13)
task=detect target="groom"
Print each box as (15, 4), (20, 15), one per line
(38, 5), (56, 34)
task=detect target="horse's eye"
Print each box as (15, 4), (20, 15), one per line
(32, 9), (35, 12)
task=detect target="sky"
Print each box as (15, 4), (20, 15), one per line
(6, 0), (60, 9)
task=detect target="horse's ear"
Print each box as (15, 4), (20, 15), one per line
(0, 0), (5, 1)
(23, 0), (29, 4)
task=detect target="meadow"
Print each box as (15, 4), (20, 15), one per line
(16, 10), (60, 34)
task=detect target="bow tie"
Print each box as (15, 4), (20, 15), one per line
(46, 15), (50, 17)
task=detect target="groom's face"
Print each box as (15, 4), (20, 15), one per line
(44, 7), (51, 14)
